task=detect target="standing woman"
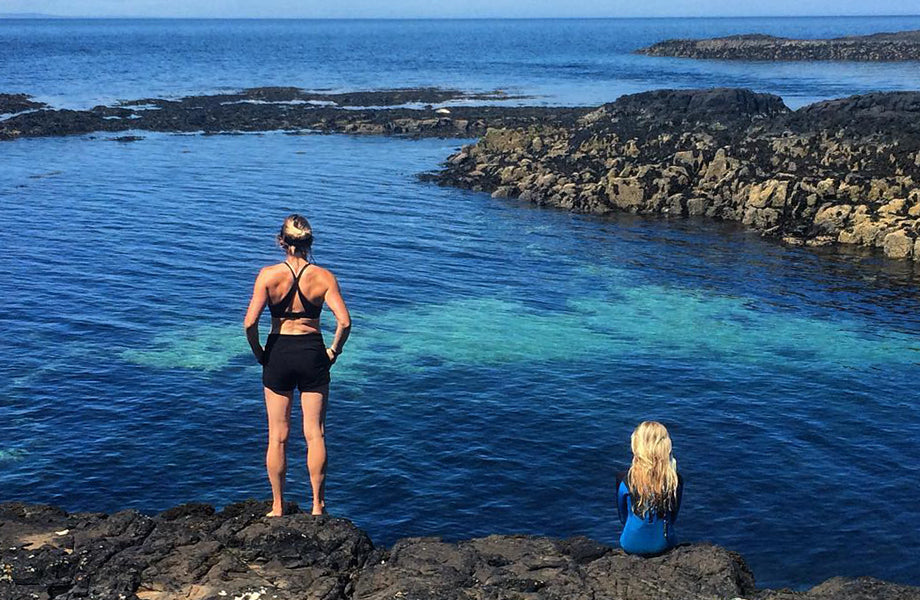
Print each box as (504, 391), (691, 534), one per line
(244, 214), (351, 517)
(616, 421), (683, 555)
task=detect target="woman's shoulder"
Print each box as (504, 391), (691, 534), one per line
(258, 262), (290, 279)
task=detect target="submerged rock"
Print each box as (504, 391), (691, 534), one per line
(636, 30), (920, 62)
(1, 501), (918, 600)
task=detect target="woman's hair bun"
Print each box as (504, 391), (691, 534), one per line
(278, 214), (314, 253)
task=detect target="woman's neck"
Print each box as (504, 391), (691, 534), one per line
(286, 252), (308, 265)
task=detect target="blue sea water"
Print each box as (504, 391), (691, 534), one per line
(4, 16), (920, 109)
(1, 17), (920, 590)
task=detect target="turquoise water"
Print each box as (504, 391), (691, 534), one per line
(1, 132), (918, 589)
(2, 16), (920, 590)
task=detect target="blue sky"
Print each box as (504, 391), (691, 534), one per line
(2, 0), (919, 18)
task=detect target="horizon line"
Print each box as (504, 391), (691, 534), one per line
(4, 14), (920, 20)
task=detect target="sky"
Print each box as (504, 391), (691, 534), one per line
(1, 0), (919, 19)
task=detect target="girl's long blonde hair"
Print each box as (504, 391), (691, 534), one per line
(626, 421), (679, 517)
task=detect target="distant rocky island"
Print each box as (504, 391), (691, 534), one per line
(4, 86), (920, 261)
(636, 30), (920, 61)
(2, 500), (918, 600)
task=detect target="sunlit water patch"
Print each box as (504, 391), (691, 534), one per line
(122, 324), (251, 371)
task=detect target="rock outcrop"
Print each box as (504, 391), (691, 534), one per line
(636, 30), (920, 61)
(428, 88), (920, 260)
(0, 93), (46, 116)
(0, 87), (586, 141)
(2, 501), (918, 600)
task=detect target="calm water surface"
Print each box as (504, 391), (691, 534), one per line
(1, 17), (920, 591)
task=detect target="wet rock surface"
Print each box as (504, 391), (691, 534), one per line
(636, 30), (920, 61)
(429, 87), (920, 260)
(2, 502), (918, 600)
(0, 93), (47, 115)
(0, 87), (582, 141)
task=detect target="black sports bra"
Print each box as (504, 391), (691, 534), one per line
(268, 262), (323, 320)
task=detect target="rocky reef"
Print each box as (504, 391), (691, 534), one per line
(428, 88), (920, 260)
(2, 501), (918, 600)
(636, 30), (920, 61)
(0, 87), (586, 141)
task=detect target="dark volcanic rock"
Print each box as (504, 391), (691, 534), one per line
(1, 502), (918, 600)
(0, 87), (569, 142)
(637, 30), (920, 62)
(758, 576), (920, 600)
(0, 500), (373, 600)
(0, 93), (46, 115)
(430, 87), (920, 260)
(353, 536), (755, 600)
(608, 87), (788, 123)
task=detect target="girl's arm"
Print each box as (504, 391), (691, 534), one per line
(670, 473), (684, 523)
(616, 472), (629, 524)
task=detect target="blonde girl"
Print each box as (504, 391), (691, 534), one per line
(616, 421), (683, 555)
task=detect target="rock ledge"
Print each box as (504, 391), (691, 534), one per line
(2, 501), (918, 600)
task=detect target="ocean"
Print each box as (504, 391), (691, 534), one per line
(1, 17), (919, 589)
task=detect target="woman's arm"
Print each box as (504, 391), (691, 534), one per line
(323, 273), (351, 362)
(244, 268), (269, 364)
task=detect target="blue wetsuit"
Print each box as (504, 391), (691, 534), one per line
(616, 471), (684, 555)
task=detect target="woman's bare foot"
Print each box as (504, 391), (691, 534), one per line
(265, 510), (283, 517)
(311, 503), (326, 516)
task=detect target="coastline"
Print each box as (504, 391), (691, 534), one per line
(5, 86), (920, 262)
(428, 87), (920, 262)
(2, 500), (918, 600)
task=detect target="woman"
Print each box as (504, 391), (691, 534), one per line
(244, 214), (351, 517)
(616, 421), (683, 555)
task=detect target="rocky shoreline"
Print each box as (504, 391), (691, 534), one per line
(428, 88), (920, 261)
(636, 30), (920, 61)
(0, 87), (586, 141)
(6, 86), (920, 261)
(2, 500), (917, 600)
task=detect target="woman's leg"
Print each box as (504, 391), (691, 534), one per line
(301, 385), (328, 515)
(265, 387), (293, 517)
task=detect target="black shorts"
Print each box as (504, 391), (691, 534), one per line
(262, 333), (331, 393)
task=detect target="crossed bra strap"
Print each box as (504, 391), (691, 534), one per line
(268, 262), (323, 319)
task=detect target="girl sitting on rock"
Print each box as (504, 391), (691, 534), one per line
(616, 421), (684, 555)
